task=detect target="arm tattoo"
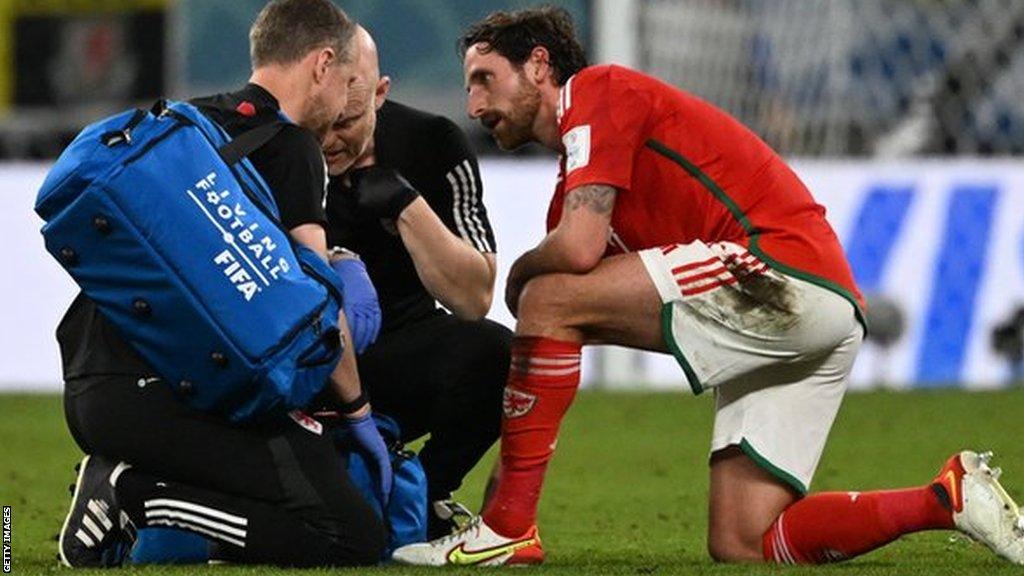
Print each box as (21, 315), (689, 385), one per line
(565, 184), (616, 215)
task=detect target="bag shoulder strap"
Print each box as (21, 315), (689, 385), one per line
(158, 99), (287, 166)
(217, 121), (287, 165)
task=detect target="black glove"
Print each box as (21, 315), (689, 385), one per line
(349, 166), (420, 219)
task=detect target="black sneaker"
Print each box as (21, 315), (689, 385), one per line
(58, 455), (134, 568)
(427, 498), (474, 540)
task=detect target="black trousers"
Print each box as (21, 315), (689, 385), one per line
(64, 375), (385, 567)
(358, 313), (511, 501)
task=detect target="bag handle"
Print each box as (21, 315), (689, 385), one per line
(100, 108), (149, 147)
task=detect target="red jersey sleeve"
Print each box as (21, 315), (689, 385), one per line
(558, 66), (651, 194)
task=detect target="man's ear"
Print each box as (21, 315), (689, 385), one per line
(528, 46), (552, 84)
(374, 76), (391, 110)
(312, 47), (336, 84)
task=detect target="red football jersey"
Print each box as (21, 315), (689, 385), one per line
(547, 65), (864, 312)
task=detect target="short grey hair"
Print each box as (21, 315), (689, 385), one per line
(249, 0), (357, 68)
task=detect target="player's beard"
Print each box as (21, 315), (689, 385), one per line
(492, 73), (542, 150)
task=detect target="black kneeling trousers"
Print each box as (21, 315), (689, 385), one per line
(64, 375), (385, 567)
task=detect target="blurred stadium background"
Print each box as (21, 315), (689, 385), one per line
(4, 0), (1024, 395)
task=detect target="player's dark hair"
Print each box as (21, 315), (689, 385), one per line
(458, 6), (588, 86)
(249, 0), (356, 69)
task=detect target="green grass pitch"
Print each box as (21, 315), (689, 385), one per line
(2, 389), (1023, 575)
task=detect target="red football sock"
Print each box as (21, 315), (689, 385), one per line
(482, 336), (581, 537)
(763, 486), (954, 564)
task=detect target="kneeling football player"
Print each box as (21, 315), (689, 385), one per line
(392, 7), (1024, 567)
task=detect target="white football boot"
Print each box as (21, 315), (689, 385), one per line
(391, 516), (544, 566)
(934, 450), (1024, 564)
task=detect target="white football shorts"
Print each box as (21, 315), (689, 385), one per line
(639, 240), (864, 493)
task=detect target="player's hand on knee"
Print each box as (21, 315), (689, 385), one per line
(505, 280), (522, 318)
(505, 264), (528, 318)
(349, 166), (420, 220)
(329, 252), (381, 354)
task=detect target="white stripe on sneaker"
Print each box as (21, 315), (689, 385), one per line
(87, 499), (113, 531)
(109, 462), (132, 487)
(82, 512), (105, 542)
(75, 528), (96, 548)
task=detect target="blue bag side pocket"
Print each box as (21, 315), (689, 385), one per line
(130, 527), (209, 565)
